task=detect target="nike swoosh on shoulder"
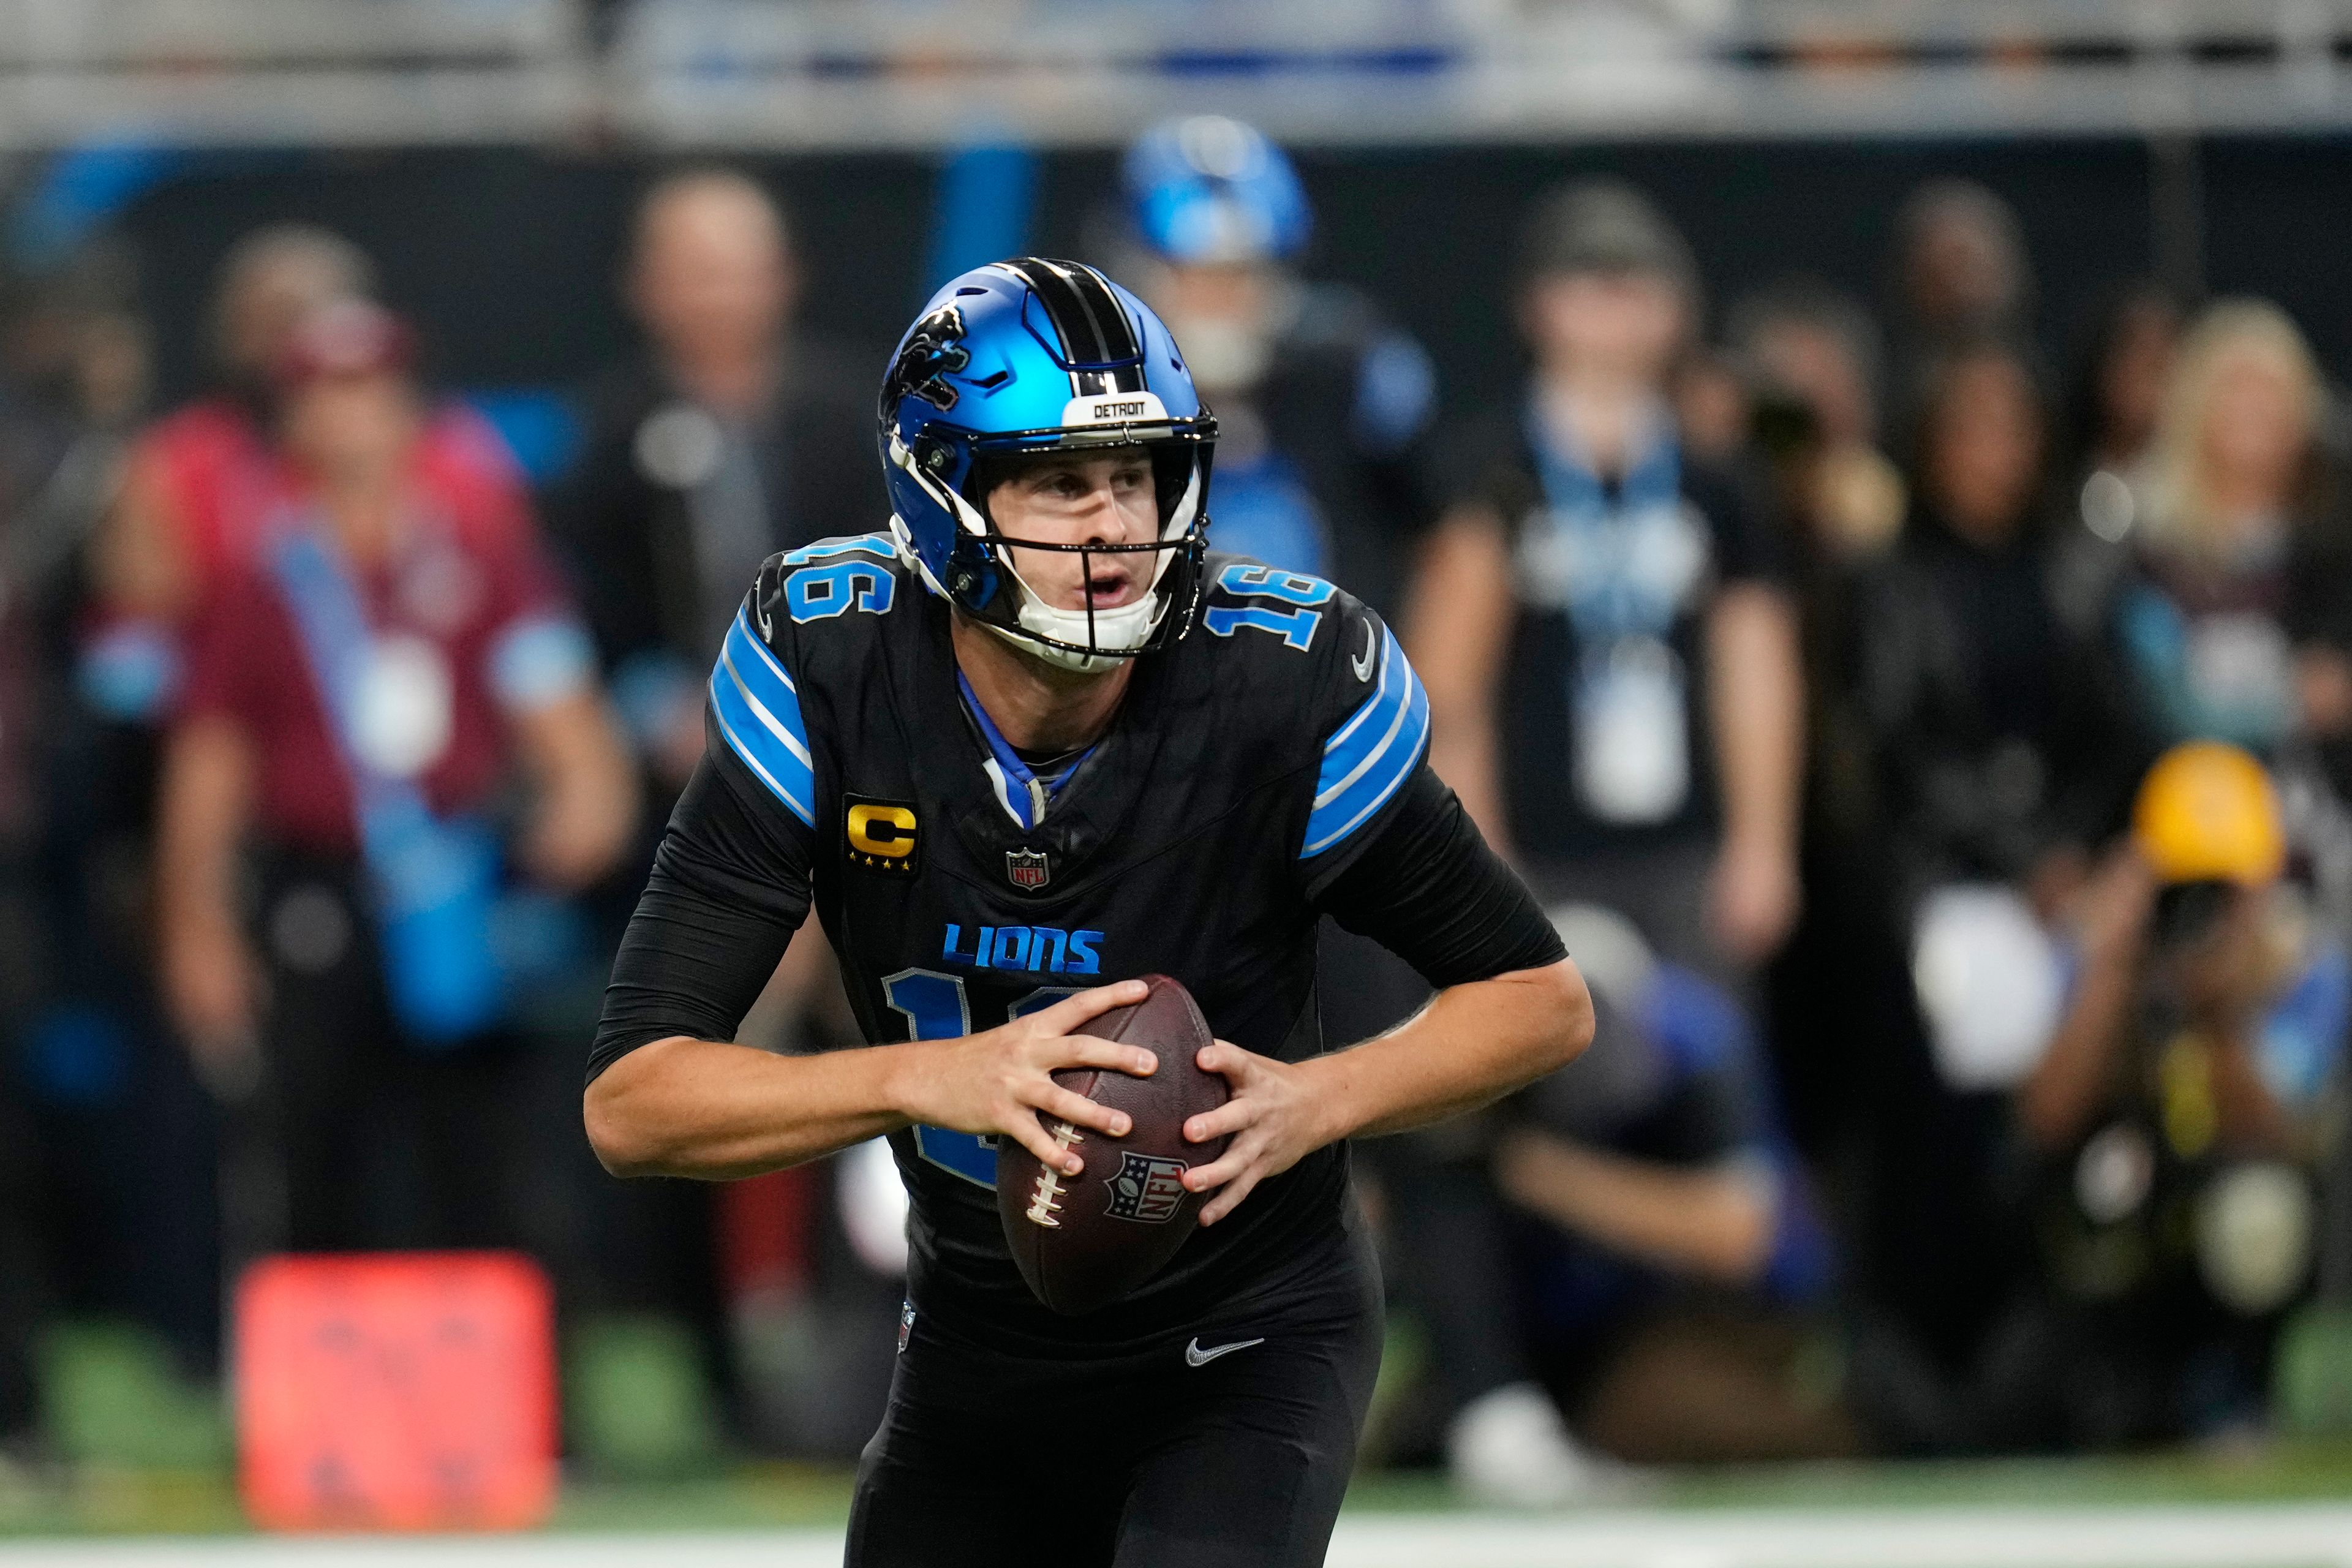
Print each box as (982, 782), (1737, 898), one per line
(1350, 621), (1376, 682)
(1185, 1336), (1265, 1368)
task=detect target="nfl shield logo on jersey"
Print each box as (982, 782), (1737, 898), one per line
(1005, 848), (1051, 891)
(1106, 1152), (1189, 1225)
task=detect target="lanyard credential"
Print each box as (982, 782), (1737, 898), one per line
(1521, 396), (1700, 826)
(1522, 398), (1688, 642)
(270, 522), (510, 1046)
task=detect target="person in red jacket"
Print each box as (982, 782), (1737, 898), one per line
(88, 225), (375, 717)
(156, 298), (636, 1249)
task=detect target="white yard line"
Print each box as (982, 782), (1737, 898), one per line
(6, 1504), (2352, 1568)
(1330, 1504), (2352, 1566)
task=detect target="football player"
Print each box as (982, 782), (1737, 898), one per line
(584, 258), (1593, 1567)
(1110, 115), (1436, 615)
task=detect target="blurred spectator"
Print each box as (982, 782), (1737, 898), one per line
(1112, 114), (1437, 617)
(1431, 905), (1840, 1485)
(4, 243), (237, 1389)
(154, 299), (635, 1253)
(91, 224), (373, 709)
(2015, 745), (2335, 1439)
(1401, 178), (1805, 1501)
(1414, 178), (1803, 980)
(2063, 283), (2181, 545)
(2082, 301), (2352, 768)
(1868, 744), (2345, 1448)
(1888, 181), (2034, 440)
(1727, 280), (1909, 1164)
(550, 167), (877, 798)
(547, 167), (882, 1454)
(1732, 279), (1906, 564)
(1848, 341), (2139, 1366)
(1862, 341), (2136, 914)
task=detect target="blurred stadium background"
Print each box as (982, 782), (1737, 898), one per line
(15, 0), (2352, 1562)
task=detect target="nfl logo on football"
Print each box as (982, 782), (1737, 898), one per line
(1005, 848), (1051, 891)
(1106, 1153), (1189, 1225)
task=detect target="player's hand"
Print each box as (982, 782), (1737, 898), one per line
(891, 979), (1159, 1176)
(1181, 1041), (1331, 1226)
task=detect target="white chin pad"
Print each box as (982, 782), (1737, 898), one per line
(993, 454), (1200, 669)
(997, 552), (1167, 669)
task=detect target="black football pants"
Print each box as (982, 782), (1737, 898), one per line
(845, 1237), (1382, 1568)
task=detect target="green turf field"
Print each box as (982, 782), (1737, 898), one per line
(7, 1447), (2352, 1547)
(9, 1317), (2352, 1562)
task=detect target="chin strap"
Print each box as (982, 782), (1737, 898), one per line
(889, 432), (1207, 669)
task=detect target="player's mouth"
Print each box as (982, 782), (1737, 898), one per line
(1080, 561), (1143, 609)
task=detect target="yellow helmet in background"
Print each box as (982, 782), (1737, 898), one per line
(2132, 741), (2286, 886)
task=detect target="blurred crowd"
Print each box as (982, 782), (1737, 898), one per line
(4, 125), (2352, 1497)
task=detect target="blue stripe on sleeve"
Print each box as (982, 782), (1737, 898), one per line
(1301, 624), (1431, 859)
(782, 530), (896, 567)
(709, 609), (816, 827)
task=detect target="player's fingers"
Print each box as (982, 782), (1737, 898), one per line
(1058, 1036), (1158, 1077)
(1028, 1082), (1130, 1139)
(1199, 1167), (1264, 1227)
(1194, 1041), (1256, 1080)
(1002, 1110), (1085, 1176)
(1184, 1096), (1259, 1144)
(1181, 1142), (1254, 1194)
(1033, 979), (1150, 1033)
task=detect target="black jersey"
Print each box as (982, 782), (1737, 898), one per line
(593, 531), (1564, 1348)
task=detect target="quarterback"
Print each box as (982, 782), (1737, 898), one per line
(584, 257), (1593, 1566)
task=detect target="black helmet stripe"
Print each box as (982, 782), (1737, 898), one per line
(1000, 257), (1140, 368)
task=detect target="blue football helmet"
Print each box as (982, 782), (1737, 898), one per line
(878, 258), (1218, 672)
(1123, 116), (1311, 266)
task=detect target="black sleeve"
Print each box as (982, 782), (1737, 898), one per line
(1311, 763), (1567, 989)
(586, 750), (815, 1084)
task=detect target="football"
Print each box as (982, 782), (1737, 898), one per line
(996, 974), (1231, 1315)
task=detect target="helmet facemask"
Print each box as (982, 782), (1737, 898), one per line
(888, 428), (1214, 674)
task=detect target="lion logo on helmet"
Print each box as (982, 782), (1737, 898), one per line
(883, 304), (973, 417)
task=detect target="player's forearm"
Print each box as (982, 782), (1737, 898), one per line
(584, 1034), (914, 1180)
(1311, 959), (1593, 1142)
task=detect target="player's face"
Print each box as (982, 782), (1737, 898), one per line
(986, 451), (1160, 612)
